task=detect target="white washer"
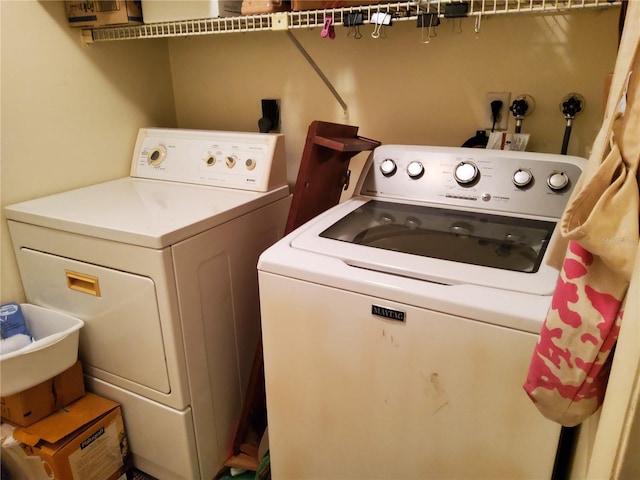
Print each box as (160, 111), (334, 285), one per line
(6, 128), (291, 480)
(258, 145), (585, 479)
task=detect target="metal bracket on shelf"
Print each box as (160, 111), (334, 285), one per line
(81, 29), (94, 46)
(286, 31), (349, 117)
(272, 12), (290, 30)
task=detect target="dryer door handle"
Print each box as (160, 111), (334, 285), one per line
(65, 270), (101, 297)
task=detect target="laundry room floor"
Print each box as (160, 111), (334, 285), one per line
(132, 469), (158, 480)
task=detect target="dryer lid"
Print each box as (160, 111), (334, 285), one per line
(6, 177), (289, 248)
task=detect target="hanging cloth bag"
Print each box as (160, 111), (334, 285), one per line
(523, 4), (640, 427)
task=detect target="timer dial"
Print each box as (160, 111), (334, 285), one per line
(147, 145), (166, 167)
(454, 162), (478, 184)
(245, 158), (257, 171)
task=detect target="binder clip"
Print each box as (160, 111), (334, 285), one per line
(417, 12), (439, 43)
(345, 11), (364, 39)
(370, 11), (392, 39)
(444, 1), (469, 17)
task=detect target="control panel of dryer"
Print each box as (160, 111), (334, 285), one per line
(360, 145), (585, 219)
(131, 128), (287, 192)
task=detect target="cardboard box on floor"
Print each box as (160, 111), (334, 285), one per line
(13, 393), (132, 480)
(65, 0), (143, 28)
(1, 360), (85, 427)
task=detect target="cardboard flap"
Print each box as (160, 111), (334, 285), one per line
(13, 393), (117, 447)
(11, 429), (41, 447)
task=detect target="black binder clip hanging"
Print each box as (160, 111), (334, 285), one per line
(417, 12), (440, 28)
(345, 11), (364, 39)
(444, 1), (469, 17)
(417, 12), (440, 44)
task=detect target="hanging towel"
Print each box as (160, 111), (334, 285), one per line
(524, 1), (640, 427)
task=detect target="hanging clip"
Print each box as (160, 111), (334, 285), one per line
(444, 1), (468, 33)
(474, 15), (481, 34)
(345, 11), (363, 39)
(443, 1), (469, 18)
(321, 16), (336, 39)
(370, 11), (392, 39)
(417, 13), (439, 44)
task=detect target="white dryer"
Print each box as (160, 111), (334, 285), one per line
(258, 145), (585, 479)
(6, 128), (291, 480)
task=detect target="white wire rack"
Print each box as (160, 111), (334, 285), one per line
(87, 0), (620, 42)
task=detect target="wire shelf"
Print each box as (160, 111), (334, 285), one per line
(87, 0), (620, 42)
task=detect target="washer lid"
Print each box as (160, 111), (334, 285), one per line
(289, 197), (561, 296)
(5, 178), (289, 248)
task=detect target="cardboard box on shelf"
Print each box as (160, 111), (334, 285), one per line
(13, 393), (132, 480)
(1, 360), (85, 427)
(65, 0), (144, 28)
(291, 0), (381, 11)
(141, 0), (242, 22)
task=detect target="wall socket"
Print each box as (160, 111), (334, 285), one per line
(486, 92), (511, 131)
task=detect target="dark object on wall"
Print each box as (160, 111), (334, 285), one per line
(510, 94), (536, 134)
(560, 93), (585, 155)
(258, 99), (280, 133)
(462, 130), (488, 148)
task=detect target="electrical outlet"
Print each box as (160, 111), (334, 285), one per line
(486, 92), (511, 131)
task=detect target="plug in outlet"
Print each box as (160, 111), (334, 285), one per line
(486, 92), (511, 131)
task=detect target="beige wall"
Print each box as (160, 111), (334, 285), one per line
(0, 0), (176, 303)
(168, 8), (620, 185)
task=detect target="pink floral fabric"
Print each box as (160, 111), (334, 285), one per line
(524, 241), (625, 426)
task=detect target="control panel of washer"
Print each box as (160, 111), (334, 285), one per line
(130, 128), (287, 192)
(360, 145), (586, 219)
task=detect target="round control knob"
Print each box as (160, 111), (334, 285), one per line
(245, 158), (257, 171)
(205, 155), (216, 166)
(147, 146), (166, 167)
(547, 171), (569, 190)
(407, 161), (424, 179)
(380, 158), (397, 177)
(513, 168), (533, 187)
(225, 156), (236, 168)
(454, 162), (478, 185)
